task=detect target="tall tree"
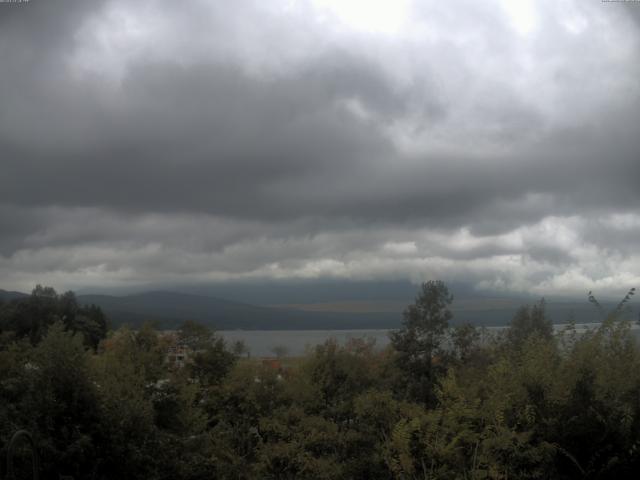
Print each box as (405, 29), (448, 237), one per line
(390, 280), (453, 405)
(0, 286), (107, 348)
(506, 299), (552, 350)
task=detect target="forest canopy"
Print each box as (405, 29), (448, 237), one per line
(0, 283), (639, 479)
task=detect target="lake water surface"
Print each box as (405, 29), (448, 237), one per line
(220, 323), (640, 357)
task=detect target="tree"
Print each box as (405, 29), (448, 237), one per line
(232, 339), (250, 358)
(506, 299), (552, 350)
(73, 304), (108, 350)
(189, 337), (236, 387)
(177, 321), (237, 386)
(390, 280), (453, 405)
(271, 345), (289, 359)
(0, 286), (107, 349)
(91, 331), (159, 479)
(588, 287), (636, 321)
(26, 323), (100, 479)
(304, 338), (378, 418)
(177, 320), (214, 351)
(450, 322), (481, 362)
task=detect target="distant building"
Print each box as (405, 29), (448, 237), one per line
(162, 331), (193, 368)
(166, 344), (191, 368)
(259, 357), (289, 382)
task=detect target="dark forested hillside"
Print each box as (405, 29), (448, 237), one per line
(76, 291), (401, 330)
(4, 288), (613, 331)
(0, 289), (28, 302)
(76, 291), (628, 329)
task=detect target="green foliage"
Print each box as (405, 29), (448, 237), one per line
(303, 338), (379, 417)
(451, 322), (482, 362)
(188, 337), (236, 387)
(0, 285), (107, 348)
(506, 299), (553, 351)
(390, 280), (453, 405)
(0, 323), (100, 479)
(177, 320), (214, 351)
(1, 284), (640, 479)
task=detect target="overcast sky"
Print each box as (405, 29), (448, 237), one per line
(1, 0), (639, 298)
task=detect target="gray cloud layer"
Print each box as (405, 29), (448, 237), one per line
(1, 0), (639, 296)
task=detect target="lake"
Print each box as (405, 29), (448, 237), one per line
(219, 329), (392, 357)
(219, 323), (640, 357)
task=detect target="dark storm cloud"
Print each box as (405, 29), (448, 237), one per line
(1, 0), (638, 224)
(0, 0), (107, 46)
(1, 0), (640, 295)
(1, 55), (399, 213)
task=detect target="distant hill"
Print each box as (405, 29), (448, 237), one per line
(0, 289), (29, 302)
(76, 291), (402, 330)
(76, 291), (616, 330)
(2, 288), (627, 330)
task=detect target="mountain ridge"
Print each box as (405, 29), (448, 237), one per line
(1, 288), (625, 330)
(76, 290), (401, 330)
